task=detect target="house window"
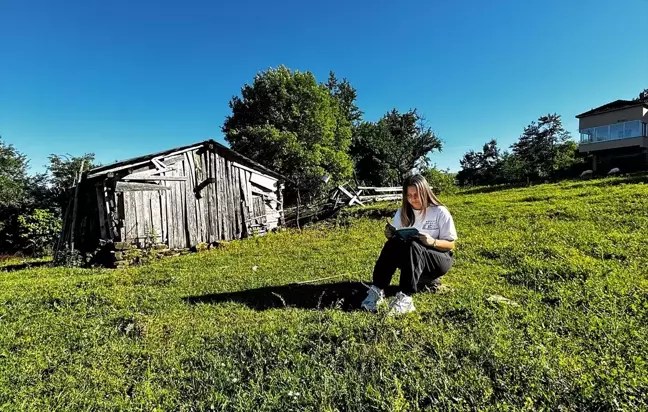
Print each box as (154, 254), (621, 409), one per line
(595, 125), (609, 141)
(580, 128), (595, 143)
(609, 123), (624, 139)
(623, 120), (642, 138)
(580, 121), (647, 143)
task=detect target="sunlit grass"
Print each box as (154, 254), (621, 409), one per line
(1, 176), (647, 410)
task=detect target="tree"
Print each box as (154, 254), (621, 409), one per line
(351, 109), (442, 186)
(222, 66), (354, 200)
(326, 71), (363, 126)
(349, 121), (397, 186)
(497, 151), (524, 183)
(456, 139), (502, 186)
(0, 137), (29, 208)
(511, 114), (571, 181)
(47, 153), (96, 213)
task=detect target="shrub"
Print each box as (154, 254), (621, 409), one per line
(16, 209), (62, 256)
(423, 166), (458, 194)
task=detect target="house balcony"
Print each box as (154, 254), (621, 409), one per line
(579, 120), (648, 152)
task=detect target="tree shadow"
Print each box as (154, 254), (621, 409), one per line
(182, 281), (401, 312)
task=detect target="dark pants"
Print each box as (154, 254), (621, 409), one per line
(372, 237), (454, 295)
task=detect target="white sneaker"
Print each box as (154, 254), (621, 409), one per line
(388, 292), (416, 315)
(361, 285), (385, 312)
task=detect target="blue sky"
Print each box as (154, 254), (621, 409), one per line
(1, 0), (647, 174)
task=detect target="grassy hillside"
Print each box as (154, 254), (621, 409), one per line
(1, 177), (647, 411)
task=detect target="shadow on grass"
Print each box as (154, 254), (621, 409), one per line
(182, 281), (402, 312)
(0, 261), (51, 272)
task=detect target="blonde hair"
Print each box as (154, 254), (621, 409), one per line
(400, 174), (444, 227)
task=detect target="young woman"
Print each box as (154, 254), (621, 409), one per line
(361, 174), (457, 314)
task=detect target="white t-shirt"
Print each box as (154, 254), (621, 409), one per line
(392, 205), (458, 241)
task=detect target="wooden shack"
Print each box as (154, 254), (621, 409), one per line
(58, 139), (285, 255)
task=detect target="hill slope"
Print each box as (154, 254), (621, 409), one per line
(1, 178), (648, 410)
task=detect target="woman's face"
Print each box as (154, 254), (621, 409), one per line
(406, 186), (422, 210)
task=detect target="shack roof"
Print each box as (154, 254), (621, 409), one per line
(87, 139), (286, 181)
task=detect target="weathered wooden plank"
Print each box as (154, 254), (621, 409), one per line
(249, 172), (277, 192)
(187, 151), (204, 244)
(214, 153), (222, 240)
(135, 191), (148, 243)
(338, 186), (365, 206)
(246, 171), (254, 220)
(95, 185), (108, 239)
(174, 177), (185, 249)
(69, 162), (85, 251)
(205, 150), (215, 243)
(251, 185), (279, 200)
(121, 164), (176, 180)
(163, 172), (174, 247)
(183, 156), (198, 248)
(123, 175), (188, 182)
(150, 190), (163, 244)
(105, 187), (118, 239)
(168, 169), (180, 248)
(160, 154), (186, 167)
(357, 186), (401, 192)
(178, 169), (189, 249)
(226, 159), (235, 240)
(219, 154), (228, 240)
(236, 168), (247, 236)
(151, 158), (167, 171)
(115, 181), (170, 192)
(123, 192), (138, 243)
(244, 170), (254, 232)
(215, 152), (222, 241)
(234, 167), (243, 238)
(160, 181), (168, 245)
(230, 162), (239, 238)
(116, 193), (126, 242)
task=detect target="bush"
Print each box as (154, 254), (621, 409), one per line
(16, 209), (62, 256)
(423, 166), (458, 194)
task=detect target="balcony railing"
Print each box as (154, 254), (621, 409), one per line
(580, 120), (647, 144)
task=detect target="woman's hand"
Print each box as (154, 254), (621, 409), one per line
(416, 233), (435, 246)
(384, 223), (395, 239)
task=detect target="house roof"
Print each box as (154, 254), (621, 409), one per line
(87, 139), (287, 181)
(576, 99), (648, 118)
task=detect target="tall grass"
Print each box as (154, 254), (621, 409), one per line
(1, 177), (647, 410)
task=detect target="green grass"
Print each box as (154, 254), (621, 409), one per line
(2, 177), (648, 411)
(0, 256), (51, 269)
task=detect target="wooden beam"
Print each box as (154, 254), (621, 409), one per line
(194, 177), (216, 197)
(151, 158), (167, 171)
(249, 171), (277, 192)
(251, 186), (278, 200)
(122, 175), (188, 182)
(86, 144), (204, 179)
(357, 186), (401, 192)
(95, 185), (108, 239)
(121, 166), (179, 181)
(69, 160), (85, 251)
(115, 181), (171, 192)
(338, 186), (364, 206)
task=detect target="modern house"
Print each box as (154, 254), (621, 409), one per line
(57, 139), (286, 257)
(577, 91), (648, 172)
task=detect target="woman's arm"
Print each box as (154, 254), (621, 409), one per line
(432, 238), (455, 251)
(415, 233), (455, 251)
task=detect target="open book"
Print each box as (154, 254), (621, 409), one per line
(387, 223), (419, 240)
